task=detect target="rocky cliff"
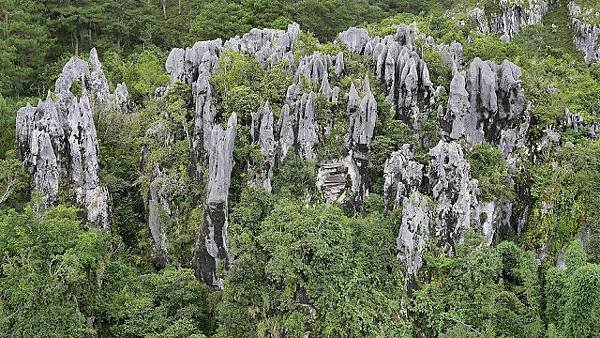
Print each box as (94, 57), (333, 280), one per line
(15, 48), (129, 229)
(15, 6), (599, 290)
(569, 1), (600, 63)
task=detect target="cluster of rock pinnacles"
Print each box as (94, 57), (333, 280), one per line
(16, 0), (599, 288)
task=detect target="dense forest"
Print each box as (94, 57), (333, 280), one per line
(1, 0), (599, 337)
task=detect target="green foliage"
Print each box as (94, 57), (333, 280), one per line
(0, 156), (29, 210)
(220, 199), (409, 337)
(102, 268), (208, 337)
(412, 235), (542, 337)
(545, 240), (600, 337)
(122, 50), (170, 102)
(0, 94), (18, 158)
(466, 142), (513, 202)
(272, 150), (318, 200)
(0, 0), (53, 97)
(527, 140), (600, 253)
(0, 204), (109, 336)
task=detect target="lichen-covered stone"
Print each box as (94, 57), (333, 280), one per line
(445, 58), (525, 146)
(383, 145), (424, 210)
(337, 27), (370, 53)
(296, 93), (319, 160)
(468, 0), (550, 40)
(346, 77), (377, 149)
(384, 141), (482, 278)
(397, 192), (433, 284)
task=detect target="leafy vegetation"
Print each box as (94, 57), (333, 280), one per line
(1, 0), (600, 337)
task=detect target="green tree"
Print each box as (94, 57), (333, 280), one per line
(411, 235), (542, 337)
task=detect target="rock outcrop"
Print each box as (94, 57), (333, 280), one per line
(197, 113), (237, 288)
(443, 58), (526, 147)
(396, 191), (433, 285)
(316, 76), (376, 210)
(569, 1), (600, 64)
(251, 102), (276, 192)
(339, 24), (436, 129)
(345, 77), (377, 150)
(16, 51), (113, 229)
(384, 141), (484, 282)
(224, 23), (300, 68)
(468, 0), (551, 40)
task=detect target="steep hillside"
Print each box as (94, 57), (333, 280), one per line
(1, 1), (600, 337)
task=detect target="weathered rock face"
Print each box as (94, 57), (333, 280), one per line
(569, 1), (600, 64)
(251, 102), (276, 192)
(147, 165), (172, 267)
(337, 27), (371, 54)
(396, 191), (433, 285)
(444, 58), (526, 147)
(316, 76), (377, 210)
(384, 141), (483, 280)
(346, 77), (377, 149)
(339, 24), (436, 129)
(197, 113), (237, 288)
(468, 0), (551, 40)
(427, 141), (480, 249)
(16, 50), (113, 229)
(276, 51), (342, 163)
(166, 39), (222, 179)
(383, 145), (424, 211)
(224, 23), (300, 68)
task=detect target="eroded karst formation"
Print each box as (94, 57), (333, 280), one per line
(16, 48), (129, 229)
(467, 0), (551, 41)
(15, 6), (598, 291)
(569, 1), (600, 64)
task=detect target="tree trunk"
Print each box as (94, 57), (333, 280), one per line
(160, 0), (167, 19)
(178, 0), (181, 15)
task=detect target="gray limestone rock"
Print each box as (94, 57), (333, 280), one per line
(491, 0), (550, 39)
(468, 0), (550, 40)
(337, 27), (370, 53)
(251, 102), (276, 192)
(197, 113), (237, 288)
(88, 48), (112, 111)
(17, 75), (110, 229)
(278, 104), (295, 161)
(437, 41), (464, 69)
(468, 7), (490, 34)
(296, 93), (319, 160)
(335, 52), (345, 77)
(224, 23), (300, 68)
(385, 141), (483, 279)
(569, 1), (600, 64)
(446, 58), (525, 146)
(114, 83), (131, 113)
(396, 192), (433, 284)
(383, 145), (424, 210)
(346, 77), (377, 149)
(427, 140), (480, 252)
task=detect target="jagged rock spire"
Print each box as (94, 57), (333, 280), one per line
(197, 113), (237, 288)
(16, 51), (113, 228)
(346, 76), (377, 149)
(444, 58), (525, 147)
(251, 102), (276, 192)
(384, 141), (482, 283)
(569, 2), (600, 64)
